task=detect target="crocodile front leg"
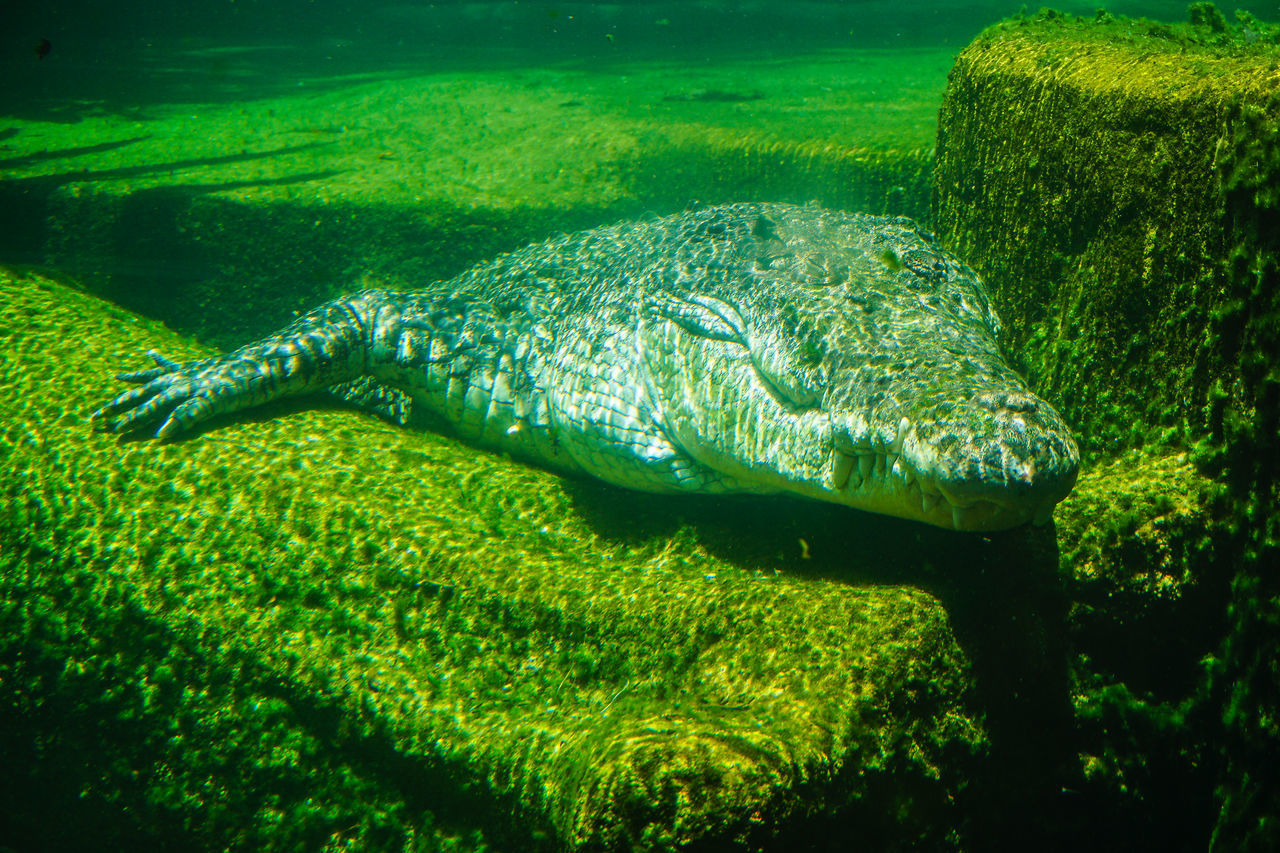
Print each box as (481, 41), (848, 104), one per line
(95, 290), (395, 439)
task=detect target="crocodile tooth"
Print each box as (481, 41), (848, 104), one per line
(831, 452), (855, 489)
(892, 417), (910, 454)
(922, 492), (941, 514)
(899, 464), (914, 486)
(951, 504), (970, 530)
(858, 454), (875, 482)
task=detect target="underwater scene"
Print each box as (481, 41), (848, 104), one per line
(3, 0), (1280, 850)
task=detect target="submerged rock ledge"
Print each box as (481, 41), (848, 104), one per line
(0, 268), (983, 850)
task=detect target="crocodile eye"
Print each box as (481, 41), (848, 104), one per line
(648, 293), (748, 344)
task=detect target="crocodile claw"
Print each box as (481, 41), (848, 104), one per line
(94, 351), (230, 440)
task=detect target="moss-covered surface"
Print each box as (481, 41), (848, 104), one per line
(0, 47), (944, 349)
(934, 9), (1280, 850)
(1054, 449), (1230, 845)
(0, 266), (988, 849)
(935, 9), (1280, 460)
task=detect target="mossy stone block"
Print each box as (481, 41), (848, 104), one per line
(933, 13), (1280, 850)
(1054, 448), (1228, 841)
(933, 13), (1280, 460)
(0, 267), (984, 850)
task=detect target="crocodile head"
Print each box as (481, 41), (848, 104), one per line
(640, 206), (1079, 531)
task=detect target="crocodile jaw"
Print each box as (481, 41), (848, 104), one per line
(645, 331), (1079, 532)
(824, 423), (1079, 532)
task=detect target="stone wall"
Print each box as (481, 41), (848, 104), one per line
(933, 11), (1280, 850)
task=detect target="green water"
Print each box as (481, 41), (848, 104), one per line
(3, 2), (1280, 852)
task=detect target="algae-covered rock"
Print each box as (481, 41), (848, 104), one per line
(1054, 448), (1228, 843)
(0, 266), (984, 850)
(934, 9), (1280, 461)
(933, 10), (1280, 850)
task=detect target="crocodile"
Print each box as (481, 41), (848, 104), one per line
(95, 202), (1079, 531)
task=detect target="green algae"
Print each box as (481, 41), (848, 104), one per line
(996, 5), (1280, 56)
(935, 12), (1280, 461)
(1053, 448), (1230, 843)
(0, 267), (984, 849)
(933, 11), (1280, 849)
(1200, 50), (1280, 853)
(10, 9), (1280, 845)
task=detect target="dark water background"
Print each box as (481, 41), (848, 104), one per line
(4, 1), (1279, 121)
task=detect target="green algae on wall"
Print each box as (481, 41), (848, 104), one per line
(934, 9), (1280, 461)
(932, 10), (1280, 851)
(0, 267), (985, 850)
(1053, 447), (1230, 843)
